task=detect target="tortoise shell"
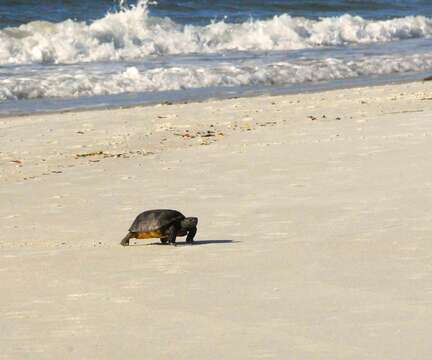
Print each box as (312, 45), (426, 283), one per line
(129, 209), (185, 233)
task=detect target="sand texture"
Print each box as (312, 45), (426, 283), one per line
(1, 81), (432, 359)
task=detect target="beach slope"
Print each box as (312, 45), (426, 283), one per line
(1, 82), (432, 359)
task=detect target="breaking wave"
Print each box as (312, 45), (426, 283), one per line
(1, 0), (432, 65)
(2, 52), (432, 101)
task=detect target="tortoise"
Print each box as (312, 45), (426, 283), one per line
(120, 209), (198, 246)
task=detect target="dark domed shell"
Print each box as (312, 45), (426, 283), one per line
(129, 209), (185, 232)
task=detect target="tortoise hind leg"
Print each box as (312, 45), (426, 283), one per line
(166, 225), (177, 246)
(120, 232), (132, 246)
(186, 227), (197, 244)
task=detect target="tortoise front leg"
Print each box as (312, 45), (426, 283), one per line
(166, 225), (177, 246)
(186, 227), (197, 243)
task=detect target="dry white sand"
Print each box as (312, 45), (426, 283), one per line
(1, 81), (432, 359)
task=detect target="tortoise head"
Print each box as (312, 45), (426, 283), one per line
(180, 217), (198, 231)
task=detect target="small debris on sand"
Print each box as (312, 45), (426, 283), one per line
(200, 130), (216, 138)
(75, 151), (104, 158)
(75, 150), (153, 161)
(259, 121), (276, 127)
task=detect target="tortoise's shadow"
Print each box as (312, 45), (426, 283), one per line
(133, 239), (236, 247)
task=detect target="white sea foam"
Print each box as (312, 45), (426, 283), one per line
(0, 0), (432, 65)
(2, 52), (432, 101)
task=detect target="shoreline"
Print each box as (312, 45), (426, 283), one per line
(1, 72), (430, 119)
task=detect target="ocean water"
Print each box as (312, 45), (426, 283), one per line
(1, 0), (432, 115)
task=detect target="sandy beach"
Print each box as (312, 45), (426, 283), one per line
(1, 81), (432, 359)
